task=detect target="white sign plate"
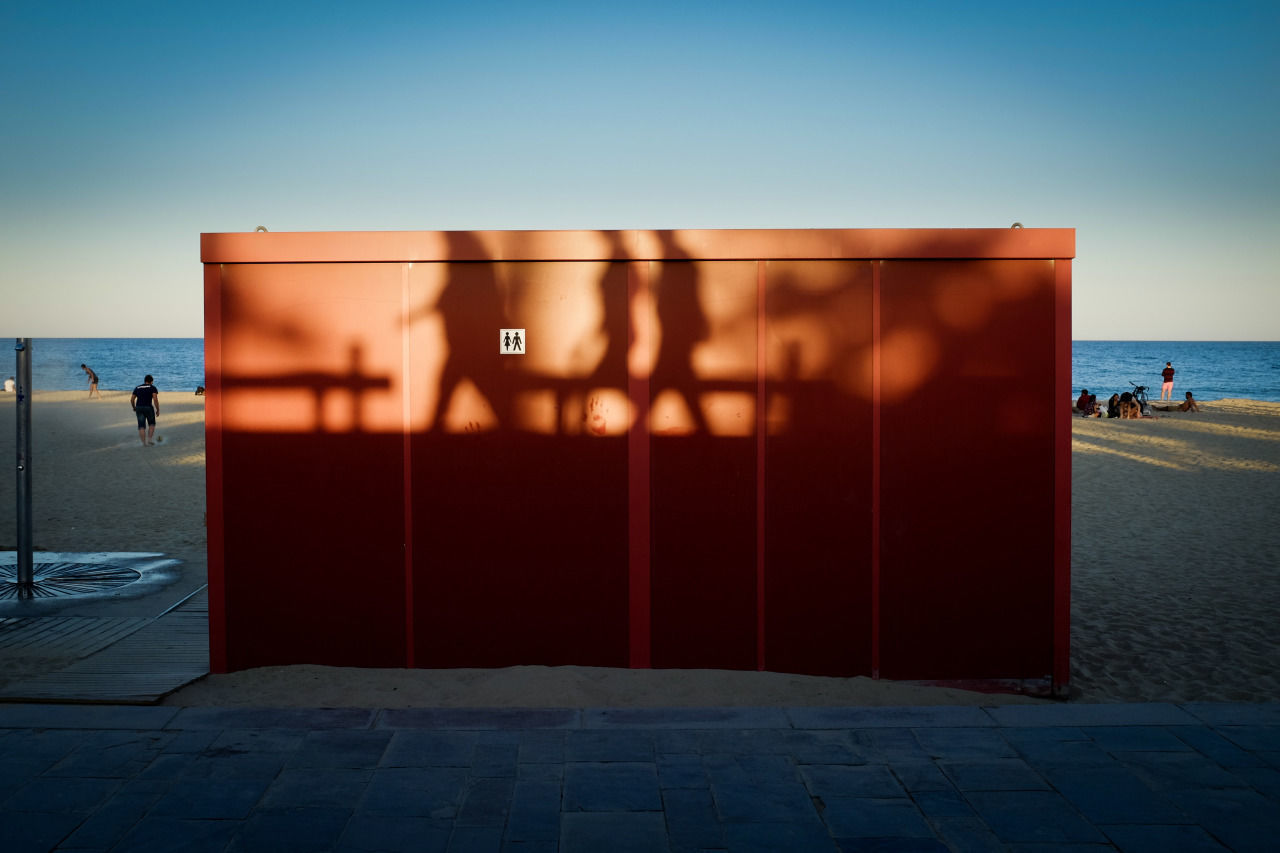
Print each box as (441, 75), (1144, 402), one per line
(499, 328), (525, 355)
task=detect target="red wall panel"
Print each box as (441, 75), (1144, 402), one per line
(215, 263), (408, 670)
(878, 260), (1057, 679)
(649, 262), (759, 670)
(408, 261), (630, 667)
(763, 261), (875, 676)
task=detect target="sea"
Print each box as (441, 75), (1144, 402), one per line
(7, 338), (1280, 402)
(12, 339), (206, 394)
(1071, 341), (1280, 403)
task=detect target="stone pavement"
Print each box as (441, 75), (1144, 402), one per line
(1, 702), (1277, 852)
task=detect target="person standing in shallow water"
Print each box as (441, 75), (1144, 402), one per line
(1160, 361), (1175, 401)
(81, 363), (102, 399)
(130, 375), (159, 446)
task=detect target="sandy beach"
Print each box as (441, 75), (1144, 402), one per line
(0, 390), (208, 570)
(1070, 398), (1280, 702)
(2, 391), (1278, 706)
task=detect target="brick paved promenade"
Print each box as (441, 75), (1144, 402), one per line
(2, 702), (1277, 852)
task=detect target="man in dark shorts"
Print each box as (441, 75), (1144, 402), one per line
(130, 375), (160, 446)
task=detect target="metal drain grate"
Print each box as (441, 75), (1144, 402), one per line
(0, 562), (143, 600)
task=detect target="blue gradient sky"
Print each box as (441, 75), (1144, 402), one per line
(3, 1), (1276, 339)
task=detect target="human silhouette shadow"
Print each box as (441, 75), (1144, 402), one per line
(649, 256), (710, 433)
(426, 233), (511, 431)
(567, 232), (632, 435)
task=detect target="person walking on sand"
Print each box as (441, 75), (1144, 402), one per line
(81, 363), (102, 399)
(130, 375), (159, 446)
(1160, 361), (1175, 401)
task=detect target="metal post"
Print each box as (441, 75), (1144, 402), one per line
(15, 338), (33, 587)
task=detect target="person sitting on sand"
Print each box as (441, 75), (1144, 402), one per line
(1106, 393), (1121, 418)
(1154, 391), (1200, 413)
(81, 363), (102, 399)
(1075, 389), (1100, 417)
(1120, 392), (1160, 419)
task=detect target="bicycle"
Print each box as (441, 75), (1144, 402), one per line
(1129, 382), (1150, 416)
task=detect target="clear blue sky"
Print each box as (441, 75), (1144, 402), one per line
(2, 1), (1276, 339)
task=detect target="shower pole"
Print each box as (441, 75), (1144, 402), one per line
(15, 338), (33, 588)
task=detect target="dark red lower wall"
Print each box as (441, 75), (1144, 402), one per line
(411, 432), (630, 667)
(221, 432), (407, 670)
(650, 435), (758, 670)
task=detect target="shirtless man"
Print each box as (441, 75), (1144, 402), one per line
(130, 375), (160, 445)
(1154, 391), (1200, 413)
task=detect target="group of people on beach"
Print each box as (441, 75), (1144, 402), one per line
(1077, 389), (1199, 419)
(1076, 360), (1200, 419)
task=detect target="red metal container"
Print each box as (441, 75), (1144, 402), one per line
(203, 228), (1074, 694)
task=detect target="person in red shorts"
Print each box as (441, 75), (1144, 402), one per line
(1160, 361), (1175, 401)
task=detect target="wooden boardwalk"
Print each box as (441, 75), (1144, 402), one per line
(0, 587), (209, 704)
(0, 615), (152, 658)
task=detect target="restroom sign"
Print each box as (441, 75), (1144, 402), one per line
(500, 329), (525, 354)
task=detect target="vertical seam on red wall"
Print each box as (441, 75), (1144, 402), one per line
(402, 263), (415, 668)
(756, 260), (768, 671)
(204, 263), (226, 674)
(628, 261), (652, 668)
(752, 256), (762, 666)
(1053, 258), (1073, 695)
(871, 260), (882, 679)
